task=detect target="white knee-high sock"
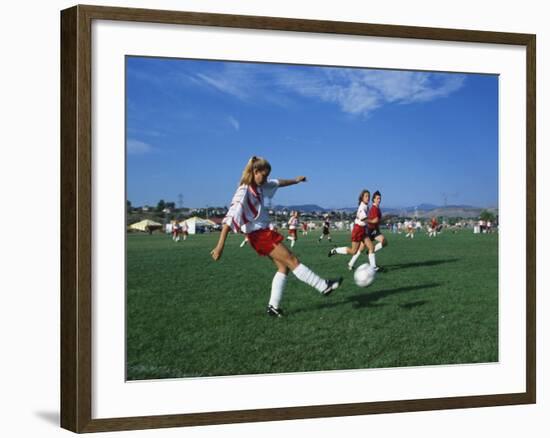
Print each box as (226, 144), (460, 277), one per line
(348, 250), (362, 268)
(335, 247), (348, 255)
(292, 263), (327, 293)
(269, 272), (287, 309)
(368, 253), (377, 268)
(374, 242), (383, 252)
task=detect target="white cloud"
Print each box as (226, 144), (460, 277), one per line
(227, 116), (240, 131)
(278, 68), (466, 115)
(188, 63), (466, 117)
(127, 139), (154, 154)
(195, 72), (249, 100)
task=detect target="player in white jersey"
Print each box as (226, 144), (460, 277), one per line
(287, 211), (299, 248)
(211, 156), (343, 317)
(405, 220), (415, 239)
(180, 221), (189, 240)
(171, 220), (181, 242)
(328, 190), (374, 270)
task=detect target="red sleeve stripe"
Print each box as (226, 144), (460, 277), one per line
(232, 218), (241, 232)
(248, 185), (259, 198)
(241, 210), (250, 225)
(246, 197), (258, 217)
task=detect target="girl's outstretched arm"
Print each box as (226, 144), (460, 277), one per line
(211, 224), (231, 261)
(277, 176), (307, 187)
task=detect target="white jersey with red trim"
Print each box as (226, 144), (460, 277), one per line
(354, 201), (369, 226)
(288, 216), (298, 230)
(222, 179), (279, 234)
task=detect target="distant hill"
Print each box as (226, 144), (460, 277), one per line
(272, 204), (326, 212)
(272, 203), (497, 218)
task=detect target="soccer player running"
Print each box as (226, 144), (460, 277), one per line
(328, 190), (374, 270)
(318, 215), (333, 243)
(429, 216), (438, 237)
(171, 220), (180, 242)
(180, 221), (189, 241)
(365, 190), (388, 271)
(287, 211), (299, 248)
(211, 156), (343, 317)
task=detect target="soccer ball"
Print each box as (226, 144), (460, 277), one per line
(353, 263), (376, 288)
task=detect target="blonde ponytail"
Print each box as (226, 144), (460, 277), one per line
(239, 156), (271, 185)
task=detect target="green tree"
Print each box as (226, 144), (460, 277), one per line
(479, 210), (496, 222)
(156, 199), (166, 212)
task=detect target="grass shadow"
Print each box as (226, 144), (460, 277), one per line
(399, 300), (429, 310)
(382, 259), (459, 271)
(347, 283), (440, 308)
(294, 283), (441, 313)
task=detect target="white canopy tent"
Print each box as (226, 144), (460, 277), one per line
(129, 219), (163, 233)
(181, 216), (217, 234)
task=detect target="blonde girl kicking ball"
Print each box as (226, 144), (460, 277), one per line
(211, 156), (343, 317)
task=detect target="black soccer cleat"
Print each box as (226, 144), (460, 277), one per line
(267, 304), (284, 317)
(328, 247), (337, 257)
(322, 277), (343, 296)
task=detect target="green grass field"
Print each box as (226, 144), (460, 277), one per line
(126, 229), (498, 380)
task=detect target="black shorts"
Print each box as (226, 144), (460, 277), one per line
(322, 227), (330, 235)
(367, 228), (381, 240)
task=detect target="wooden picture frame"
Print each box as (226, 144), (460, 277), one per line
(61, 4), (536, 433)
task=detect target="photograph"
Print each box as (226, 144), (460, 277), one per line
(125, 56), (499, 380)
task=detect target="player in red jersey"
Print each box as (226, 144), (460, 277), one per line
(429, 216), (438, 237)
(328, 190), (375, 269)
(365, 191), (388, 271)
(211, 156), (342, 317)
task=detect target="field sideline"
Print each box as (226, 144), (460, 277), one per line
(126, 229), (498, 380)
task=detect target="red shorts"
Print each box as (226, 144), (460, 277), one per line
(288, 229), (297, 239)
(351, 224), (366, 242)
(247, 229), (284, 256)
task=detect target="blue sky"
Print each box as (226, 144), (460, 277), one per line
(126, 57), (498, 209)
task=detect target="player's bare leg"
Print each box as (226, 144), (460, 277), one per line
(329, 241), (360, 257)
(348, 241), (365, 270)
(374, 235), (387, 252)
(270, 243), (342, 296)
